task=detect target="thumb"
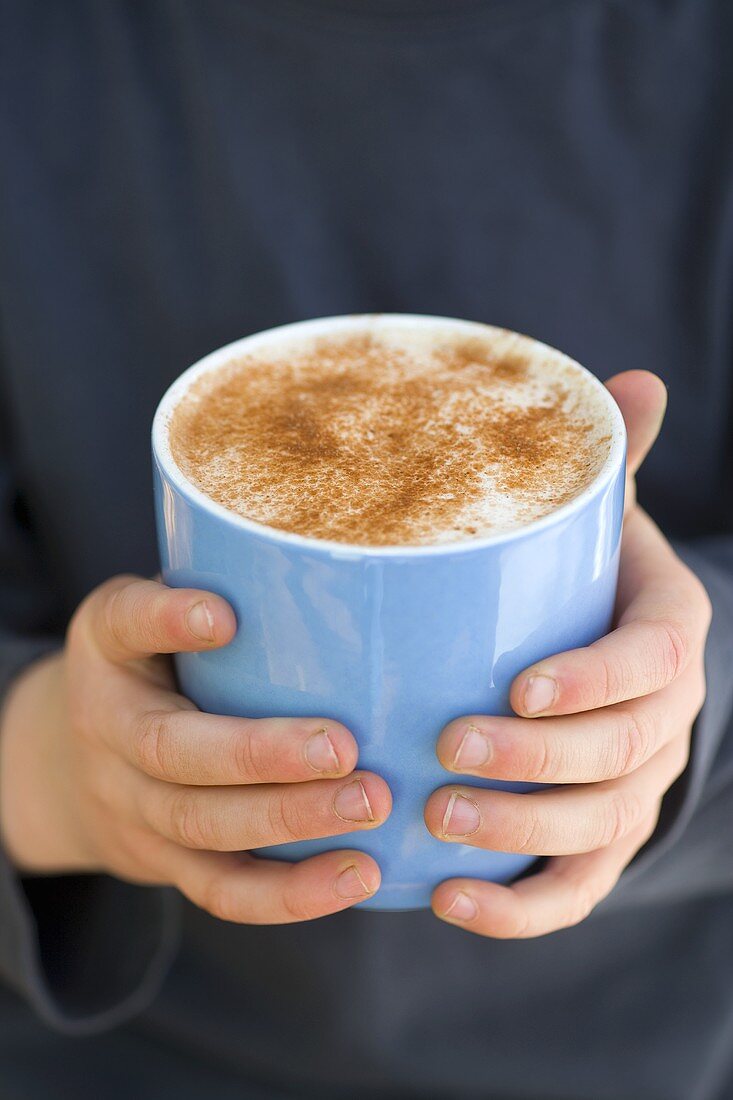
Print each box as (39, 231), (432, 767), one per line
(605, 370), (667, 478)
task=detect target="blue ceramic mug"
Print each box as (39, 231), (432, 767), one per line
(153, 314), (626, 911)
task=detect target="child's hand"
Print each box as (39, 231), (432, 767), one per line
(425, 371), (711, 937)
(0, 578), (390, 922)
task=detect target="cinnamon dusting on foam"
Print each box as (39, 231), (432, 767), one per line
(169, 326), (612, 546)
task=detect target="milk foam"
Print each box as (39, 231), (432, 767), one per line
(168, 320), (614, 547)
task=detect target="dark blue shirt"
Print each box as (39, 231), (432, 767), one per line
(1, 3), (733, 1097)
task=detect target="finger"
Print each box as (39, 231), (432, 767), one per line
(114, 696), (359, 785)
(510, 510), (710, 717)
(605, 370), (667, 478)
(76, 575), (236, 663)
(167, 846), (381, 923)
(137, 770), (392, 851)
(438, 670), (700, 785)
(425, 736), (688, 856)
(432, 814), (658, 938)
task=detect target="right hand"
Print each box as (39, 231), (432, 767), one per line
(0, 576), (391, 922)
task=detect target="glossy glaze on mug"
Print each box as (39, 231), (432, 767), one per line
(153, 315), (626, 910)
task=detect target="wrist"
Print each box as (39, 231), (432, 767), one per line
(0, 653), (92, 873)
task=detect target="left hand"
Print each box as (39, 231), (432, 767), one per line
(424, 371), (712, 938)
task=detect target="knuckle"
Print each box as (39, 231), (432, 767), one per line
(598, 653), (633, 706)
(102, 573), (139, 593)
(518, 732), (552, 783)
(593, 653), (613, 705)
(601, 789), (644, 847)
(103, 584), (133, 652)
(511, 803), (546, 855)
(169, 790), (212, 849)
(657, 619), (689, 682)
(267, 788), (310, 844)
(134, 710), (171, 776)
(614, 709), (655, 776)
(647, 616), (686, 682)
(71, 579), (139, 653)
(231, 728), (270, 784)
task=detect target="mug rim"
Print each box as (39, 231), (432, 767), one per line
(152, 313), (627, 559)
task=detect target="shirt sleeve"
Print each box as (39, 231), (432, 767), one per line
(607, 534), (733, 909)
(0, 413), (180, 1035)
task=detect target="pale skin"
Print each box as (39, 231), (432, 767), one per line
(426, 370), (711, 935)
(0, 371), (711, 935)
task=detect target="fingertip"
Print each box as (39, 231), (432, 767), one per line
(427, 785), (485, 842)
(435, 741), (453, 773)
(424, 784), (459, 836)
(645, 371), (668, 410)
(316, 721), (359, 776)
(184, 599), (217, 644)
(433, 879), (526, 937)
(510, 670), (558, 717)
(197, 593), (237, 646)
(439, 720), (493, 773)
(355, 771), (393, 824)
(606, 368), (666, 394)
(212, 598), (238, 645)
(289, 850), (381, 910)
(431, 880), (457, 916)
(606, 370), (667, 476)
(173, 589), (237, 649)
(605, 371), (668, 425)
(432, 881), (479, 925)
(508, 677), (524, 715)
(333, 853), (381, 901)
(423, 790), (443, 836)
(435, 717), (464, 769)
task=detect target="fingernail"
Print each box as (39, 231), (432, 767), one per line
(452, 725), (491, 770)
(334, 780), (374, 823)
(334, 864), (373, 900)
(443, 891), (478, 922)
(186, 600), (215, 642)
(442, 791), (481, 838)
(304, 729), (340, 774)
(523, 674), (557, 715)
